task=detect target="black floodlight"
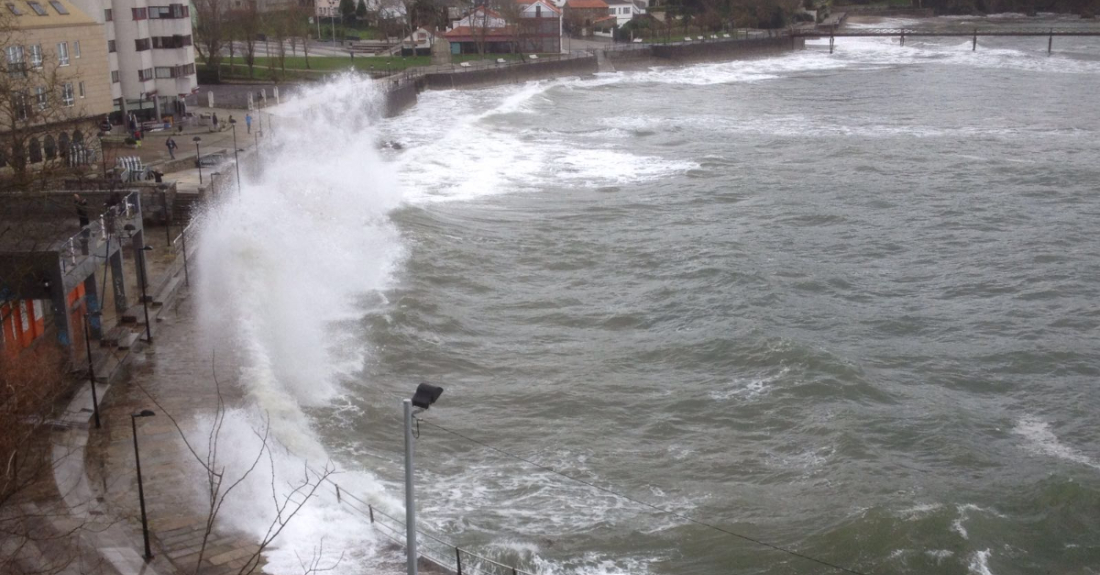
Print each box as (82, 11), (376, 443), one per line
(133, 410), (155, 418)
(411, 383), (443, 410)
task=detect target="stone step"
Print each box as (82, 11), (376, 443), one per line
(100, 325), (126, 348)
(151, 276), (180, 309)
(117, 331), (139, 350)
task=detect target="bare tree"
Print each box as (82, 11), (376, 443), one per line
(138, 356), (337, 575)
(193, 0), (229, 82)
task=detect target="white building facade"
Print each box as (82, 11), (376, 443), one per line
(70, 0), (197, 120)
(605, 0), (643, 26)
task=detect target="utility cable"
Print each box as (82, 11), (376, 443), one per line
(416, 418), (875, 575)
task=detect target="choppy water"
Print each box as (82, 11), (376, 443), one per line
(197, 15), (1100, 575)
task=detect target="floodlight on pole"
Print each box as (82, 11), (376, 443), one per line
(404, 382), (443, 575)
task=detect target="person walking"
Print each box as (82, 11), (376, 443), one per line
(212, 112), (219, 131)
(245, 112), (252, 134)
(166, 136), (178, 159)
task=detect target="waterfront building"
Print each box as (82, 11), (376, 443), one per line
(0, 0), (112, 174)
(563, 0), (608, 36)
(605, 0), (643, 26)
(68, 0), (197, 121)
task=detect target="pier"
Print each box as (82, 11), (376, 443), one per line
(792, 27), (1100, 54)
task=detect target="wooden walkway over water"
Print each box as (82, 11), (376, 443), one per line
(791, 27), (1100, 53)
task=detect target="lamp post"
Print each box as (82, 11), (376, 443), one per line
(131, 409), (156, 562)
(404, 383), (444, 575)
(228, 117), (241, 195)
(82, 312), (101, 429)
(193, 136), (203, 184)
(133, 239), (154, 343)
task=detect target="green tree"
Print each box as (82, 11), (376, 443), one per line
(355, 0), (367, 19)
(339, 0), (356, 23)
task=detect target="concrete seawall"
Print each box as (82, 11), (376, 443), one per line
(421, 56), (599, 91)
(379, 38), (805, 115)
(651, 36), (805, 62)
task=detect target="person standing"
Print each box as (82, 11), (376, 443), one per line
(245, 113), (252, 134)
(212, 112), (219, 131)
(166, 136), (178, 159)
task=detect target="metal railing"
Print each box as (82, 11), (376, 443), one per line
(169, 218), (197, 287)
(323, 478), (540, 575)
(60, 191), (140, 274)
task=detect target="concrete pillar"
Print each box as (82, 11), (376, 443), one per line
(83, 272), (102, 339)
(154, 96), (162, 121)
(45, 264), (71, 349)
(208, 91), (215, 108)
(110, 249), (127, 315)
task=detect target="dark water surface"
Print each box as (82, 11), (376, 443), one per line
(318, 16), (1100, 575)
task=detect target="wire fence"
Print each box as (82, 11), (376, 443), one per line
(320, 477), (540, 575)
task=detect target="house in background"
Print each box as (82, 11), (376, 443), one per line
(443, 7), (516, 54)
(606, 0), (645, 26)
(516, 0), (562, 53)
(563, 0), (609, 36)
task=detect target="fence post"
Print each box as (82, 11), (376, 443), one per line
(336, 484), (342, 503)
(455, 548), (462, 575)
(512, 567), (517, 575)
(368, 504), (375, 523)
(181, 230), (190, 287)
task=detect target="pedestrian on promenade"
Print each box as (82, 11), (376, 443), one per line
(212, 113), (219, 131)
(245, 112), (252, 134)
(166, 136), (178, 159)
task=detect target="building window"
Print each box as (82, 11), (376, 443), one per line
(48, 0), (68, 14)
(79, 81), (85, 98)
(29, 44), (42, 68)
(132, 7), (147, 19)
(6, 3), (22, 15)
(14, 91), (29, 120)
(111, 70), (119, 83)
(104, 7), (111, 20)
(155, 66), (172, 78)
(57, 42), (69, 66)
(27, 1), (47, 15)
(35, 86), (46, 109)
(153, 35), (193, 48)
(73, 40), (80, 58)
(135, 38), (151, 51)
(138, 68), (153, 81)
(149, 5), (169, 18)
(61, 82), (74, 106)
(108, 39), (116, 53)
(7, 45), (25, 76)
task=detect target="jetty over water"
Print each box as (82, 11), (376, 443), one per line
(791, 27), (1100, 53)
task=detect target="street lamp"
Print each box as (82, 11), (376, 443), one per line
(82, 311), (102, 429)
(126, 227), (154, 344)
(193, 136), (203, 185)
(131, 409), (156, 562)
(228, 117), (241, 195)
(404, 383), (444, 575)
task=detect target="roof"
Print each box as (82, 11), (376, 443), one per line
(5, 0), (97, 28)
(564, 0), (608, 9)
(517, 0), (562, 15)
(444, 25), (518, 40)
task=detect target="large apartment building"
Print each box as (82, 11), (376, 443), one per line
(69, 0), (196, 120)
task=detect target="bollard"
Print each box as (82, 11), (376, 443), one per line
(336, 484), (342, 503)
(1048, 29), (1053, 55)
(368, 505), (374, 523)
(900, 30), (905, 47)
(829, 34), (834, 54)
(456, 548), (462, 575)
(972, 29), (977, 51)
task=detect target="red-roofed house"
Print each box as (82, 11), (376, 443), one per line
(516, 0), (562, 53)
(563, 0), (610, 36)
(444, 7), (517, 54)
